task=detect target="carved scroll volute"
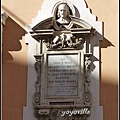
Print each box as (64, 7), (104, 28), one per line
(83, 53), (92, 105)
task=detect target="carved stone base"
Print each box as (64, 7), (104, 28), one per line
(23, 106), (103, 120)
(33, 105), (91, 120)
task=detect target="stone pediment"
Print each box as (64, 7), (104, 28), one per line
(32, 16), (92, 30)
(30, 15), (95, 50)
(31, 0), (96, 36)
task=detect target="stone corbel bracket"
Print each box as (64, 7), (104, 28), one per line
(34, 108), (50, 120)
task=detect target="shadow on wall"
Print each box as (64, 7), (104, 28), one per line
(100, 37), (115, 48)
(100, 81), (118, 120)
(2, 17), (26, 62)
(2, 17), (27, 120)
(99, 22), (117, 120)
(2, 5), (27, 29)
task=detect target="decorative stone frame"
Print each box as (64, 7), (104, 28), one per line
(23, 0), (103, 120)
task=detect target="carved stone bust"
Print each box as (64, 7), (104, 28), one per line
(56, 3), (71, 24)
(31, 1), (95, 50)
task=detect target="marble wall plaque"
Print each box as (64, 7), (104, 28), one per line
(47, 53), (79, 96)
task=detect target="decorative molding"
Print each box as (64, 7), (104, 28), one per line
(1, 11), (8, 26)
(1, 11), (8, 48)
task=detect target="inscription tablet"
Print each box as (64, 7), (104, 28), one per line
(47, 54), (79, 96)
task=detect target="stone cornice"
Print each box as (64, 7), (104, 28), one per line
(1, 10), (8, 26)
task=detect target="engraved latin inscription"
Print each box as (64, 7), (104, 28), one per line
(47, 54), (79, 96)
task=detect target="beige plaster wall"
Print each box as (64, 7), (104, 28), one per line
(2, 0), (118, 120)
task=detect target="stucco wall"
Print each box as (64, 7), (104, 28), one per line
(2, 0), (118, 120)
